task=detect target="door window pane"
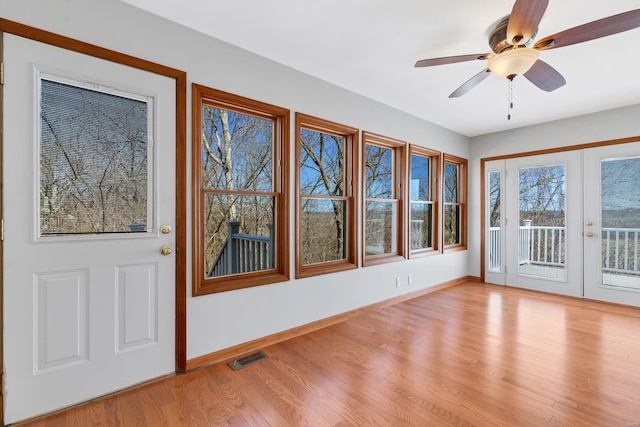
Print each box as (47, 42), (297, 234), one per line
(39, 76), (152, 236)
(601, 157), (640, 290)
(518, 165), (566, 280)
(488, 170), (502, 272)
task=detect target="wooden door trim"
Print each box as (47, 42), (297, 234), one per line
(0, 18), (188, 399)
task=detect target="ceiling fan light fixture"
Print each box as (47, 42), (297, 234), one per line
(488, 47), (540, 78)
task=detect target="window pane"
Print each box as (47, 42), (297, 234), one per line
(410, 202), (433, 250)
(204, 194), (275, 278)
(201, 106), (273, 192)
(489, 171), (501, 227)
(365, 144), (393, 199)
(301, 198), (347, 264)
(410, 155), (430, 202)
(300, 129), (345, 196)
(444, 204), (460, 245)
(40, 78), (150, 236)
(444, 162), (458, 203)
(365, 201), (398, 255)
(518, 165), (565, 280)
(488, 170), (502, 272)
(601, 157), (640, 289)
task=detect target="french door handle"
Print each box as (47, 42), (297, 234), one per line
(585, 231), (598, 237)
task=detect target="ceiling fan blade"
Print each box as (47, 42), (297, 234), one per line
(535, 9), (640, 50)
(507, 0), (549, 45)
(523, 60), (566, 92)
(449, 69), (491, 98)
(415, 53), (490, 68)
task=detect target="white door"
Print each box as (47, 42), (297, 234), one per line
(504, 151), (583, 297)
(583, 143), (640, 306)
(3, 35), (176, 423)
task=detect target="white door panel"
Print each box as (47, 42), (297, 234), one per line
(505, 151), (582, 297)
(3, 34), (175, 423)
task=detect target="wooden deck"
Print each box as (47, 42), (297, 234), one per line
(519, 262), (640, 290)
(16, 282), (640, 426)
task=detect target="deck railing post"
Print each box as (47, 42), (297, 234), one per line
(227, 220), (241, 274)
(267, 222), (274, 269)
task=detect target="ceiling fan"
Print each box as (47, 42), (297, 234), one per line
(415, 1), (640, 98)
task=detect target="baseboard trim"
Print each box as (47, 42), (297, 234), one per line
(186, 275), (475, 371)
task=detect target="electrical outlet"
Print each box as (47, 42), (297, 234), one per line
(408, 274), (413, 285)
(395, 277), (401, 288)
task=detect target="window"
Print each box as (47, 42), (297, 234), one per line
(39, 74), (153, 237)
(295, 114), (359, 278)
(443, 154), (467, 249)
(409, 146), (440, 255)
(192, 85), (289, 295)
(363, 132), (406, 265)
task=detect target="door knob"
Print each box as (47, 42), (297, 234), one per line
(160, 245), (173, 255)
(585, 231), (597, 237)
(161, 224), (172, 234)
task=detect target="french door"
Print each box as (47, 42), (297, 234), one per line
(3, 35), (176, 423)
(485, 143), (640, 307)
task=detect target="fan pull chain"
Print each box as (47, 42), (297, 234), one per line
(507, 77), (514, 120)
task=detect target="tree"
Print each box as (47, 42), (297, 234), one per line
(364, 144), (395, 253)
(299, 129), (346, 264)
(518, 166), (565, 226)
(40, 79), (149, 235)
(201, 106), (274, 275)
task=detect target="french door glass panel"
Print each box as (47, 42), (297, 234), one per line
(600, 157), (640, 289)
(517, 164), (566, 280)
(583, 143), (640, 306)
(488, 168), (502, 273)
(484, 160), (506, 285)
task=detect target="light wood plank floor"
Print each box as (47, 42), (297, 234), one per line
(16, 282), (640, 426)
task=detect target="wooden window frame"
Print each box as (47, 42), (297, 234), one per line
(408, 145), (440, 257)
(442, 153), (468, 251)
(362, 131), (407, 266)
(192, 84), (290, 296)
(295, 113), (359, 278)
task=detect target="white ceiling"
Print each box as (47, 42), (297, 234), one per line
(122, 0), (640, 137)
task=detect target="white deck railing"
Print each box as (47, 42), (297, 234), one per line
(489, 225), (640, 276)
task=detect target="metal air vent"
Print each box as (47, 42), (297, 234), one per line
(227, 351), (269, 370)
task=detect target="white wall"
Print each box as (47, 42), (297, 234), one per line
(0, 0), (471, 360)
(468, 104), (640, 277)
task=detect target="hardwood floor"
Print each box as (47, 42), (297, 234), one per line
(16, 282), (640, 426)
